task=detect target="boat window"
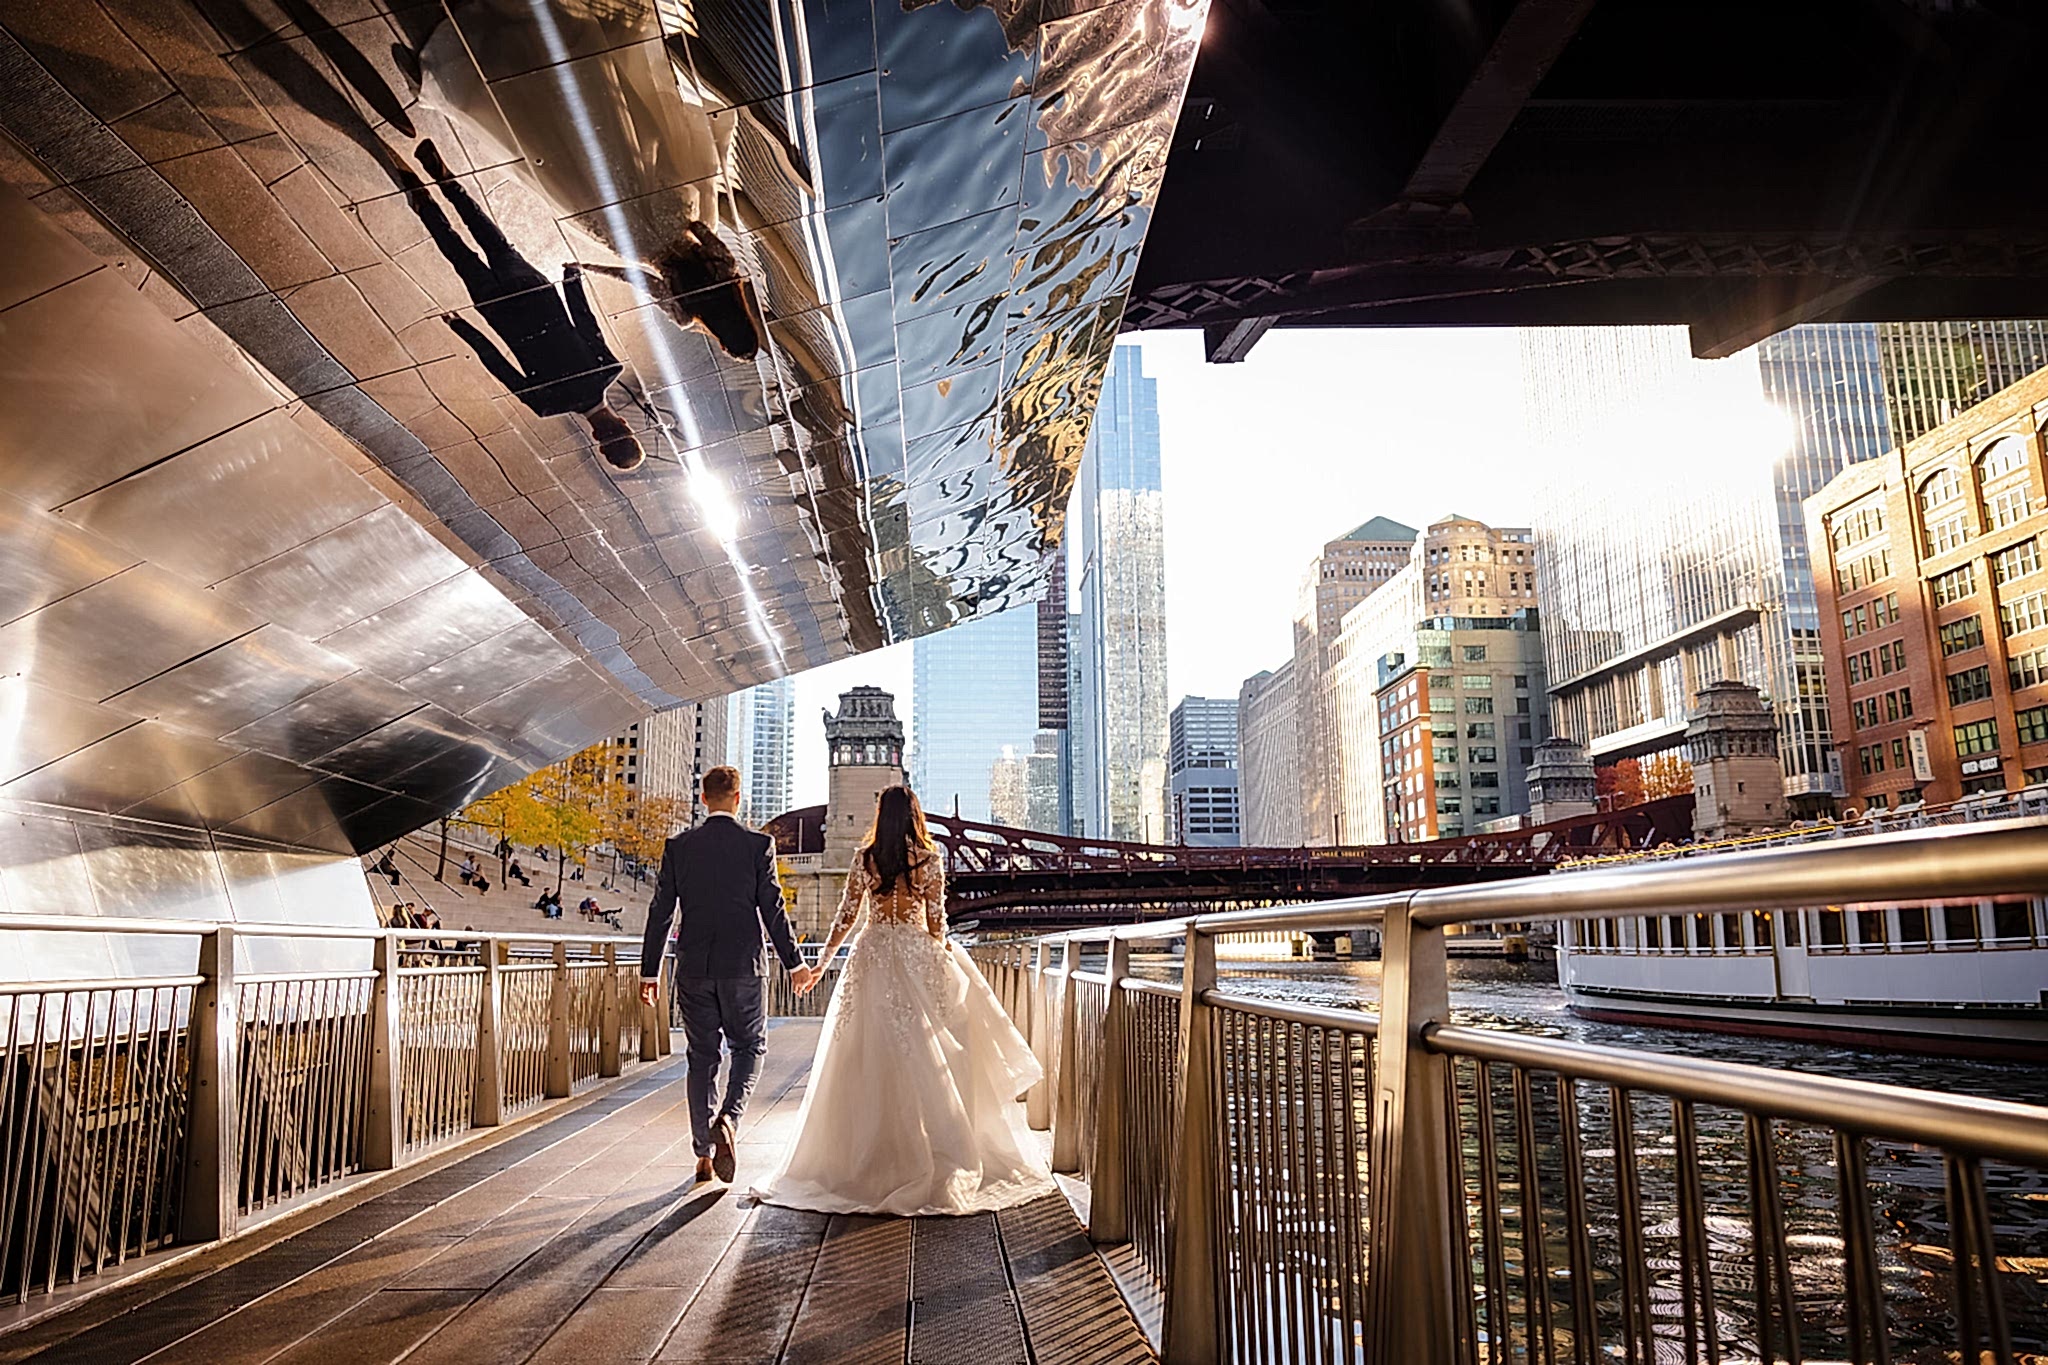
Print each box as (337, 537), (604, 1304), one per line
(1642, 916), (1662, 949)
(1896, 907), (1929, 944)
(1816, 908), (1846, 948)
(1854, 909), (1887, 949)
(1718, 913), (1741, 952)
(1990, 900), (2033, 943)
(1691, 913), (1710, 951)
(1666, 916), (1685, 952)
(1750, 910), (1774, 948)
(1942, 904), (1980, 944)
(1781, 911), (1800, 946)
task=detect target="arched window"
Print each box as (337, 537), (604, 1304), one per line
(1918, 466), (1963, 511)
(1977, 434), (2028, 483)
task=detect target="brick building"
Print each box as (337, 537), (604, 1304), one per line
(1807, 372), (2048, 808)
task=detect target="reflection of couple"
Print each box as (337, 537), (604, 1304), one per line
(638, 769), (1051, 1213)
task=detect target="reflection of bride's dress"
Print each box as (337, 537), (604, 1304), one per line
(753, 857), (1056, 1216)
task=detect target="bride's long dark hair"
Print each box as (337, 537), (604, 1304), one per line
(860, 785), (935, 894)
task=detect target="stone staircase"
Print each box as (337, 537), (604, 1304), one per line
(361, 829), (654, 939)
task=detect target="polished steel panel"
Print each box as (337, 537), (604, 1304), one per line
(0, 0), (1208, 907)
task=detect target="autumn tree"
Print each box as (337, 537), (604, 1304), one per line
(461, 745), (615, 892)
(1639, 754), (1695, 799)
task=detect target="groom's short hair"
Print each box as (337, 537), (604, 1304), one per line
(702, 765), (741, 801)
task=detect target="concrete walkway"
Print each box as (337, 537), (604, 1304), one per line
(4, 1022), (1152, 1365)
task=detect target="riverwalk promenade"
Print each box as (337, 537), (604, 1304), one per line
(0, 1021), (1151, 1365)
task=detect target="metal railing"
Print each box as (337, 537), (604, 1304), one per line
(968, 816), (2048, 1363)
(0, 919), (667, 1307)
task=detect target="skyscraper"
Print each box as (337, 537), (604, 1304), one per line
(911, 607), (1040, 822)
(1036, 543), (1073, 834)
(1293, 518), (1417, 845)
(1527, 319), (2048, 814)
(1071, 344), (1169, 841)
(1168, 697), (1242, 846)
(727, 677), (795, 825)
(1238, 664), (1301, 846)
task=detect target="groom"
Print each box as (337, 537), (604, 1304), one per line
(639, 765), (816, 1183)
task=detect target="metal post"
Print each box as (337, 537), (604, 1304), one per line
(1027, 940), (1053, 1131)
(1052, 936), (1083, 1172)
(545, 940), (572, 1098)
(178, 926), (238, 1243)
(362, 935), (405, 1171)
(1366, 900), (1458, 1362)
(1088, 934), (1133, 1244)
(1164, 928), (1221, 1364)
(599, 943), (622, 1077)
(473, 937), (504, 1126)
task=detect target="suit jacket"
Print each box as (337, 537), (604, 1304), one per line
(640, 814), (802, 979)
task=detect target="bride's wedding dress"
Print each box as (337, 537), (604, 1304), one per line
(752, 856), (1056, 1216)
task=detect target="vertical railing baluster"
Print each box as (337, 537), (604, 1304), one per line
(1671, 1098), (1720, 1363)
(1052, 938), (1083, 1173)
(180, 928), (238, 1244)
(1744, 1114), (1801, 1364)
(1511, 1065), (1556, 1365)
(1611, 1087), (1651, 1365)
(1555, 1077), (1599, 1365)
(1164, 928), (1221, 1363)
(1832, 1131), (1888, 1365)
(1090, 935), (1133, 1244)
(1474, 1060), (1507, 1362)
(363, 939), (403, 1172)
(1444, 1059), (1478, 1365)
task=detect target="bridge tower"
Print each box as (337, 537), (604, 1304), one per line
(823, 686), (906, 867)
(1686, 680), (1782, 839)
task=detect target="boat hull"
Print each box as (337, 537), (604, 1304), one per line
(1564, 987), (2048, 1061)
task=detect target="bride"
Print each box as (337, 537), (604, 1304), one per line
(752, 785), (1055, 1216)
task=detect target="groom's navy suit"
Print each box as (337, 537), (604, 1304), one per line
(641, 811), (803, 1158)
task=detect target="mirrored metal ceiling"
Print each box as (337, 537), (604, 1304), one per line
(0, 0), (1209, 855)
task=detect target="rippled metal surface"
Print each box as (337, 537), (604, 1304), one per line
(0, 0), (1206, 869)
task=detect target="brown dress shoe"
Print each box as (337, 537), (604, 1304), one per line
(695, 1156), (716, 1183)
(712, 1116), (738, 1183)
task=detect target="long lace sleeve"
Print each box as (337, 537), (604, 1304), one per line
(831, 859), (870, 938)
(920, 858), (946, 939)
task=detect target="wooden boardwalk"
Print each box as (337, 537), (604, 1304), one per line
(4, 1022), (1153, 1365)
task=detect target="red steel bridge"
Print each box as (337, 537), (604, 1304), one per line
(917, 796), (1696, 929)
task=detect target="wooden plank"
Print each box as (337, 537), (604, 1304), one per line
(652, 1217), (828, 1364)
(264, 1289), (478, 1365)
(999, 1197), (1156, 1365)
(910, 1215), (1027, 1365)
(781, 1214), (912, 1365)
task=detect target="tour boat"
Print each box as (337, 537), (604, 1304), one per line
(1553, 788), (2048, 1059)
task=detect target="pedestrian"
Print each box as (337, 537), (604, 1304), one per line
(510, 859), (530, 886)
(458, 853), (478, 886)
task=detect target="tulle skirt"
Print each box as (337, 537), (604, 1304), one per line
(751, 923), (1056, 1217)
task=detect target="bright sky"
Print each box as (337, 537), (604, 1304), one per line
(788, 328), (1534, 805)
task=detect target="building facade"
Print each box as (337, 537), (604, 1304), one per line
(602, 700), (727, 824)
(1035, 543), (1073, 833)
(1168, 696), (1242, 846)
(1328, 516), (1541, 844)
(1293, 518), (1416, 845)
(1237, 664), (1301, 846)
(727, 677), (794, 826)
(1071, 344), (1170, 842)
(1371, 610), (1548, 841)
(1527, 321), (2048, 815)
(1808, 370), (2048, 808)
(911, 607), (1040, 823)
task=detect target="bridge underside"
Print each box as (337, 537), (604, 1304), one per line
(1136, 0), (2048, 359)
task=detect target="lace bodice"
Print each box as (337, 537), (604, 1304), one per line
(831, 851), (946, 939)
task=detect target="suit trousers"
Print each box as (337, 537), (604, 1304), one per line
(675, 976), (769, 1158)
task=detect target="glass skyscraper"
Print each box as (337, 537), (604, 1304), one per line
(911, 607), (1041, 822)
(727, 677), (794, 825)
(1071, 344), (1169, 842)
(1526, 318), (2048, 811)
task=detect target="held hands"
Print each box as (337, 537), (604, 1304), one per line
(790, 965), (820, 996)
(639, 980), (660, 1008)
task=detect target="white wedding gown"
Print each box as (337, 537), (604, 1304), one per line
(752, 855), (1055, 1216)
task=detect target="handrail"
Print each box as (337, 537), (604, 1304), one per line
(1425, 1022), (2048, 1167)
(0, 914), (639, 944)
(969, 814), (2048, 1364)
(0, 975), (204, 994)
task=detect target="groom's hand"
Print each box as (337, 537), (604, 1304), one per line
(639, 980), (659, 1008)
(791, 965), (817, 995)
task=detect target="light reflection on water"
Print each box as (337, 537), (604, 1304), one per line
(1131, 955), (2048, 1357)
